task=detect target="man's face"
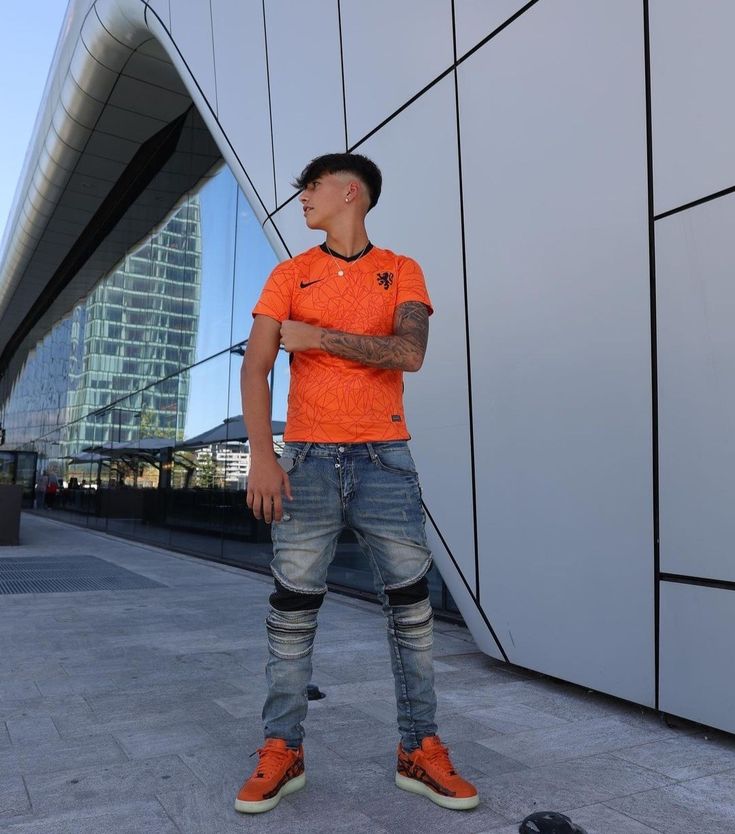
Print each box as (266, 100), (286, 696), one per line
(299, 172), (350, 229)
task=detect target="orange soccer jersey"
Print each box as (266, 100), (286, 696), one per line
(252, 244), (433, 443)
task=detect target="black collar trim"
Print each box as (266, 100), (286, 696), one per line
(319, 242), (373, 261)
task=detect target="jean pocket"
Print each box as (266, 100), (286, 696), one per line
(278, 456), (299, 475)
(373, 445), (417, 476)
(278, 443), (306, 475)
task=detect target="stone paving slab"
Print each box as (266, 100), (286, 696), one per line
(476, 715), (687, 766)
(0, 661), (69, 683)
(606, 770), (735, 834)
(5, 715), (61, 747)
(49, 705), (198, 742)
(0, 724), (12, 751)
(1, 800), (181, 834)
(177, 743), (254, 787)
(462, 700), (572, 734)
(2, 513), (735, 833)
(0, 775), (31, 819)
(112, 721), (219, 760)
(0, 680), (42, 701)
(610, 732), (735, 781)
(0, 694), (95, 728)
(81, 680), (243, 723)
(23, 754), (203, 816)
(33, 658), (252, 698)
(474, 751), (674, 821)
(0, 733), (126, 777)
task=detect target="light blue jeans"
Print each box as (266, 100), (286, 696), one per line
(262, 441), (437, 751)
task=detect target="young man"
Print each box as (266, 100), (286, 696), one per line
(236, 153), (479, 814)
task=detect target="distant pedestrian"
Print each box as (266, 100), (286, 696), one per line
(45, 472), (59, 509)
(35, 471), (49, 509)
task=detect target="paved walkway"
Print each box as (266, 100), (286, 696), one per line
(2, 514), (735, 833)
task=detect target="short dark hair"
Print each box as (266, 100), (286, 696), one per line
(293, 153), (382, 210)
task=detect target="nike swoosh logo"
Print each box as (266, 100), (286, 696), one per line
(300, 279), (323, 289)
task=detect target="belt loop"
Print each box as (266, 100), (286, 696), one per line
(297, 442), (312, 464)
(365, 442), (377, 463)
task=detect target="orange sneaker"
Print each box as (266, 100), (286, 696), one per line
(234, 738), (305, 814)
(396, 735), (479, 810)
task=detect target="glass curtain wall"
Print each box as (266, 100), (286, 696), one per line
(0, 150), (457, 617)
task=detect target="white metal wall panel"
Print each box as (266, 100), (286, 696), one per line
(453, 0), (532, 58)
(169, 0), (218, 116)
(656, 196), (735, 583)
(425, 526), (504, 660)
(121, 41), (187, 93)
(264, 0), (343, 206)
(145, 0), (170, 29)
(459, 0), (654, 702)
(211, 0), (276, 212)
(649, 0), (735, 214)
(660, 583), (735, 734)
(111, 75), (189, 121)
(340, 0), (453, 146)
(94, 105), (167, 143)
(267, 200), (315, 261)
(92, 0), (146, 58)
(358, 76), (477, 599)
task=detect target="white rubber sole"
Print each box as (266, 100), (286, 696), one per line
(234, 772), (306, 814)
(395, 772), (479, 810)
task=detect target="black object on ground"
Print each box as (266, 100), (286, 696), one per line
(307, 684), (325, 700)
(519, 811), (588, 834)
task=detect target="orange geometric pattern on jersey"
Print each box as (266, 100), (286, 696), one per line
(252, 245), (433, 443)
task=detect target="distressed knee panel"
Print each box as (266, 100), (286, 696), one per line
(266, 607), (318, 660)
(391, 596), (434, 651)
(387, 576), (429, 608)
(270, 579), (326, 612)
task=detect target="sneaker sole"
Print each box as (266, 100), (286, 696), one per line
(395, 772), (479, 811)
(234, 772), (306, 814)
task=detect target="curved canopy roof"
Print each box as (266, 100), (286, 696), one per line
(0, 0), (275, 400)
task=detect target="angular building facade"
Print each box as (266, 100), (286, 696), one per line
(1, 0), (734, 735)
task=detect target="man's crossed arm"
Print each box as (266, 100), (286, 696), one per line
(280, 300), (429, 372)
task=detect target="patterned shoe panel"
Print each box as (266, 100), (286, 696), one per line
(235, 738), (305, 814)
(396, 735), (479, 810)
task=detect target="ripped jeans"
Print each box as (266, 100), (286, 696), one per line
(262, 441), (438, 751)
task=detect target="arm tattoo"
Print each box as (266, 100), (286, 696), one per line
(320, 301), (429, 370)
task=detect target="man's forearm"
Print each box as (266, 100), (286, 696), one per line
(319, 330), (421, 371)
(241, 364), (277, 459)
(280, 301), (428, 371)
(321, 300), (428, 370)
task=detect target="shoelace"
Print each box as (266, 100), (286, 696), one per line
(250, 745), (294, 780)
(423, 739), (457, 776)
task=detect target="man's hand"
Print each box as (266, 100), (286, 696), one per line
(246, 457), (293, 523)
(280, 320), (322, 353)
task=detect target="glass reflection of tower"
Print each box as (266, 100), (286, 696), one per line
(67, 198), (202, 449)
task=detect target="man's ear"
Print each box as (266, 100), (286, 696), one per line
(345, 179), (361, 203)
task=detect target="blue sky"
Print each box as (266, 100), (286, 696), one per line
(0, 3), (68, 240)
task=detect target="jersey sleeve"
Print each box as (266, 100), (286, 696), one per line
(251, 261), (295, 322)
(395, 256), (434, 316)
